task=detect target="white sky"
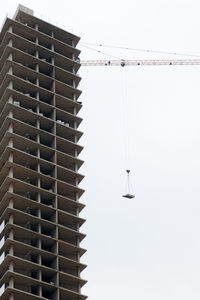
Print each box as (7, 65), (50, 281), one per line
(1, 1), (200, 299)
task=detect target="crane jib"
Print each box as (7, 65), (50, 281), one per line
(80, 59), (200, 66)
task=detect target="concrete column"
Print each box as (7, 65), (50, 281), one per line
(8, 95), (13, 103)
(9, 199), (14, 208)
(37, 146), (40, 158)
(8, 152), (13, 163)
(9, 261), (14, 272)
(8, 81), (13, 89)
(37, 176), (41, 188)
(71, 40), (76, 73)
(37, 148), (41, 192)
(37, 207), (41, 248)
(8, 138), (14, 148)
(51, 63), (55, 93)
(38, 221), (41, 235)
(75, 191), (79, 202)
(9, 109), (13, 118)
(8, 53), (13, 61)
(74, 120), (78, 175)
(73, 93), (76, 102)
(77, 236), (80, 264)
(8, 39), (13, 47)
(53, 112), (56, 135)
(36, 90), (39, 100)
(8, 167), (13, 178)
(36, 131), (40, 142)
(37, 193), (41, 203)
(55, 255), (59, 293)
(9, 293), (14, 300)
(8, 67), (13, 75)
(9, 277), (14, 288)
(38, 286), (42, 297)
(9, 215), (14, 225)
(38, 267), (42, 297)
(35, 50), (39, 59)
(36, 105), (40, 116)
(37, 251), (42, 299)
(9, 123), (13, 133)
(36, 63), (39, 73)
(75, 148), (78, 158)
(74, 119), (77, 130)
(73, 79), (76, 88)
(8, 183), (14, 193)
(9, 229), (14, 240)
(8, 26), (12, 33)
(9, 245), (14, 256)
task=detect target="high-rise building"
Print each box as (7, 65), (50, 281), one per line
(0, 5), (86, 300)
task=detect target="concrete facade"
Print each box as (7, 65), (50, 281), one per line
(0, 5), (86, 300)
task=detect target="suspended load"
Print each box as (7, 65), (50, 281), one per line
(123, 169), (135, 199)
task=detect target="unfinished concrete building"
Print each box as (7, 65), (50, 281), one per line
(0, 5), (86, 300)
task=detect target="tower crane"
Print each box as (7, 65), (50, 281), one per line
(80, 57), (200, 199)
(80, 59), (200, 67)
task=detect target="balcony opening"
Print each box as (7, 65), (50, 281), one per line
(41, 195), (55, 207)
(31, 286), (39, 295)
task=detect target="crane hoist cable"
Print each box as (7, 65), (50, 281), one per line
(120, 67), (135, 199)
(121, 66), (129, 168)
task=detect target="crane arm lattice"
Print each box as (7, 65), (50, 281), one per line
(80, 59), (200, 67)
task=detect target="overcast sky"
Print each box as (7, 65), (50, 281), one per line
(1, 1), (200, 299)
